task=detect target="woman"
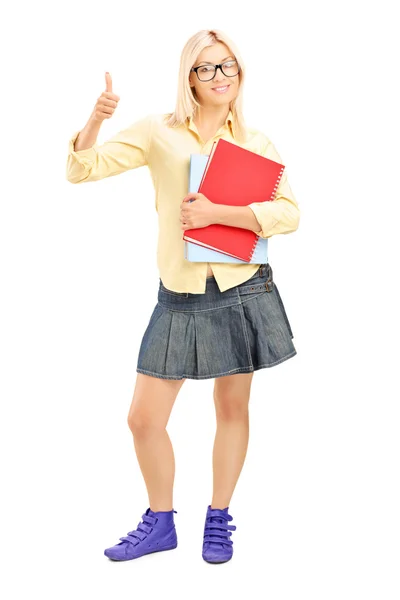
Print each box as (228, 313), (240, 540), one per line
(66, 29), (300, 564)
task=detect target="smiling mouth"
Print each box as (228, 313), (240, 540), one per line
(211, 85), (230, 93)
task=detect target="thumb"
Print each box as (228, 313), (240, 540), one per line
(105, 71), (113, 93)
(183, 193), (199, 202)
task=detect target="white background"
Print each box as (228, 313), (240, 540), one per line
(1, 0), (399, 598)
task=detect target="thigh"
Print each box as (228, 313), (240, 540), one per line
(128, 373), (186, 429)
(213, 372), (254, 415)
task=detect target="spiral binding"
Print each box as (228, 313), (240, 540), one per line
(247, 236), (259, 262)
(247, 166), (285, 261)
(269, 166), (285, 200)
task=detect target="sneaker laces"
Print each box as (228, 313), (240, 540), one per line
(203, 508), (237, 548)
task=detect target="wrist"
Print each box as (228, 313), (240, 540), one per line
(213, 203), (232, 225)
(86, 114), (103, 131)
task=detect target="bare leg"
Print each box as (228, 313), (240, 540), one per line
(127, 373), (186, 512)
(211, 372), (254, 509)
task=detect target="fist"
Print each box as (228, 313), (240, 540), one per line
(91, 72), (120, 122)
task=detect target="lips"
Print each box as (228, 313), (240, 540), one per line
(211, 84), (230, 93)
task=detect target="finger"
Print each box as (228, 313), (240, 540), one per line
(103, 91), (120, 101)
(105, 71), (113, 92)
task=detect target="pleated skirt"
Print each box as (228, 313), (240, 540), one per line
(136, 263), (297, 380)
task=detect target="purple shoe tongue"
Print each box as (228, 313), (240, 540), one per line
(209, 506), (229, 521)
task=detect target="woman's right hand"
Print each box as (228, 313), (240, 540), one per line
(91, 72), (120, 123)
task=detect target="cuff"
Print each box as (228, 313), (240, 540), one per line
(247, 202), (279, 239)
(68, 131), (97, 165)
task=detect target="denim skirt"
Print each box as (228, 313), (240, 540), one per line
(136, 263), (296, 380)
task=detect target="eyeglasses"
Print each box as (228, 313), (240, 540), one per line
(191, 59), (240, 82)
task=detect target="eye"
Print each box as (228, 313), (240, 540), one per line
(199, 65), (214, 72)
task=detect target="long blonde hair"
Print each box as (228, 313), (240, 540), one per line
(165, 29), (247, 143)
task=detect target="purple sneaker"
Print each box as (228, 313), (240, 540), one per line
(202, 505), (237, 563)
(104, 507), (178, 561)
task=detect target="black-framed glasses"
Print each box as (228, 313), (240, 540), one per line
(191, 59), (240, 82)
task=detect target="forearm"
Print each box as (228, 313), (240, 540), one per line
(74, 113), (102, 151)
(214, 204), (262, 235)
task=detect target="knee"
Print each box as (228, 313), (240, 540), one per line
(214, 392), (249, 421)
(127, 411), (160, 437)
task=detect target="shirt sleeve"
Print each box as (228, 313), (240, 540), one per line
(247, 136), (300, 238)
(66, 114), (153, 184)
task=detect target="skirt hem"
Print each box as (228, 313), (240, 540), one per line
(136, 349), (297, 381)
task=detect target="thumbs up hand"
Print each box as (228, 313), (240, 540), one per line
(91, 72), (120, 123)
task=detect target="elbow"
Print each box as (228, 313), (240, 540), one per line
(66, 174), (84, 184)
(258, 205), (300, 238)
(66, 156), (94, 184)
(290, 207), (301, 232)
(66, 162), (82, 184)
(283, 206), (300, 235)
(66, 174), (79, 184)
(65, 166), (89, 184)
(294, 206), (301, 231)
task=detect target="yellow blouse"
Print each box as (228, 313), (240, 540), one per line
(66, 110), (300, 293)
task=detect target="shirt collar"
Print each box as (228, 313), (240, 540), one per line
(187, 109), (235, 139)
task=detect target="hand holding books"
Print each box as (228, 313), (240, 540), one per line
(180, 192), (219, 231)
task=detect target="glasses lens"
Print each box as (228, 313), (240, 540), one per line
(221, 60), (239, 77)
(196, 65), (216, 81)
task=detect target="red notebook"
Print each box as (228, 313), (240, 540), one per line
(183, 138), (285, 262)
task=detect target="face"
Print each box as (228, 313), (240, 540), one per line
(189, 42), (240, 109)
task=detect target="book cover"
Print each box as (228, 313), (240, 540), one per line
(183, 139), (284, 262)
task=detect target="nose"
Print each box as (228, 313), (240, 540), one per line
(212, 65), (227, 83)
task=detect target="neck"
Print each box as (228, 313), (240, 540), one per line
(193, 105), (231, 131)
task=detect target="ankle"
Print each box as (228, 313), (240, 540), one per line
(210, 497), (230, 509)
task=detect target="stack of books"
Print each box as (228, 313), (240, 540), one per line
(183, 138), (285, 263)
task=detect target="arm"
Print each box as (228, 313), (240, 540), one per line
(73, 114), (102, 151)
(214, 204), (263, 232)
(66, 114), (153, 184)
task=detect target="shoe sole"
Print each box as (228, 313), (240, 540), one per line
(105, 543), (177, 561)
(203, 558), (232, 564)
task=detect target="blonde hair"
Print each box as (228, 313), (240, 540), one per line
(165, 29), (248, 143)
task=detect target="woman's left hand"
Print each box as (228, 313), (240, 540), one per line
(180, 193), (219, 230)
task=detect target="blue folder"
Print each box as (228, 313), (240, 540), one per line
(184, 154), (268, 263)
